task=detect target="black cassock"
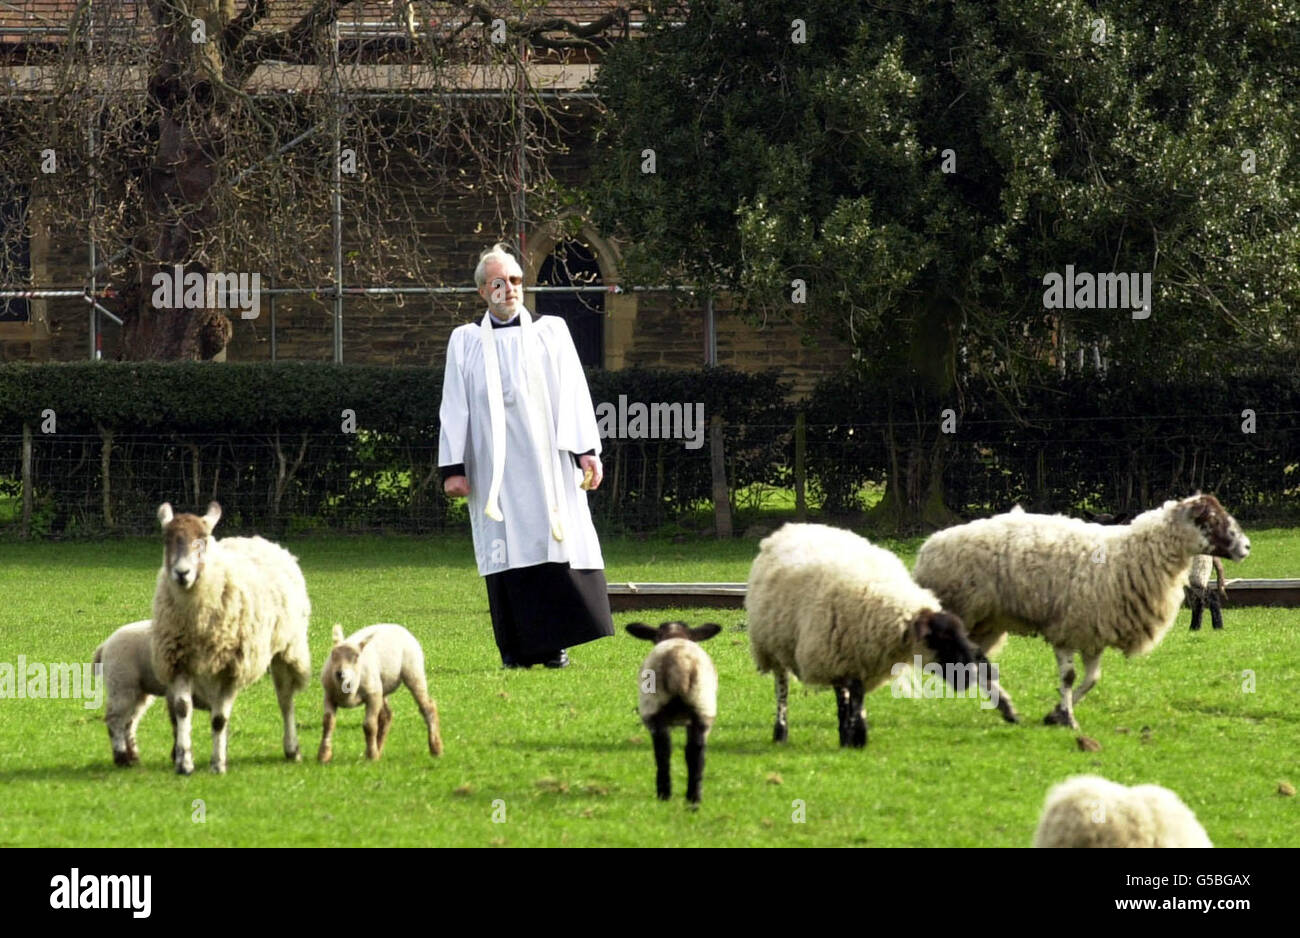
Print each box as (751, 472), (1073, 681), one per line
(484, 562), (614, 664)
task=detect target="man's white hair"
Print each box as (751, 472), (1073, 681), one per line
(474, 242), (523, 288)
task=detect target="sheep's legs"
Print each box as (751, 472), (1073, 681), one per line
(406, 673), (444, 757)
(847, 679), (867, 747)
(649, 720), (673, 800)
(772, 670), (789, 743)
(1044, 647), (1080, 729)
(270, 657), (302, 762)
(1209, 592), (1224, 630)
(108, 692), (153, 767)
(376, 699), (394, 756)
(318, 698), (337, 763)
(1070, 651), (1103, 707)
(685, 719), (710, 804)
(363, 697), (383, 760)
(168, 677), (195, 775)
(209, 689), (235, 774)
(1189, 597), (1205, 631)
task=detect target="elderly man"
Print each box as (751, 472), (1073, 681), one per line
(438, 242), (614, 669)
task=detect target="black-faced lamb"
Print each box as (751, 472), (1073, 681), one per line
(1033, 775), (1213, 847)
(912, 494), (1250, 729)
(318, 623), (443, 762)
(626, 621), (721, 804)
(152, 502), (312, 775)
(94, 619), (210, 767)
(745, 523), (1017, 749)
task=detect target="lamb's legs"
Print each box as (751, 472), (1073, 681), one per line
(970, 626), (1021, 723)
(406, 671), (444, 756)
(107, 692), (152, 767)
(168, 676), (195, 775)
(1209, 592), (1224, 630)
(363, 697), (383, 760)
(1070, 651), (1103, 707)
(270, 656), (302, 762)
(1189, 596), (1205, 631)
(1044, 647), (1079, 728)
(375, 699), (394, 756)
(209, 688), (235, 774)
(685, 718), (711, 804)
(649, 718), (672, 800)
(833, 681), (851, 746)
(772, 670), (789, 743)
(318, 697), (337, 763)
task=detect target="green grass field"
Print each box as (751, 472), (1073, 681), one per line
(0, 529), (1296, 847)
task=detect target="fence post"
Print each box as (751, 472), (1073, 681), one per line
(100, 426), (114, 529)
(21, 422), (32, 538)
(794, 411), (807, 521)
(709, 414), (732, 538)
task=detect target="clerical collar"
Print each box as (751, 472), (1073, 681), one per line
(488, 311), (542, 329)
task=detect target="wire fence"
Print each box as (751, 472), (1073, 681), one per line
(2, 418), (1296, 538)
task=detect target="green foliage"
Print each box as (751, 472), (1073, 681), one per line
(587, 0), (1300, 378)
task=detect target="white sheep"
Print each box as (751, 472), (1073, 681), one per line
(912, 493), (1250, 729)
(93, 620), (211, 767)
(1033, 775), (1213, 847)
(152, 501), (313, 775)
(745, 523), (1017, 748)
(1186, 554), (1227, 631)
(318, 623), (443, 762)
(626, 621), (721, 804)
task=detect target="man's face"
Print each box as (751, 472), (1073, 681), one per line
(479, 257), (524, 319)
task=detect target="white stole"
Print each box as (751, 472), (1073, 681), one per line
(479, 309), (568, 541)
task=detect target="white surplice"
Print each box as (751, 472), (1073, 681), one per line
(438, 311), (605, 576)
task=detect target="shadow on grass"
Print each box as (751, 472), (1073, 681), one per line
(0, 752), (315, 784)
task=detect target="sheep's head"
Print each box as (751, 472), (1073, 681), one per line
(911, 610), (987, 669)
(1176, 494), (1250, 561)
(157, 501), (221, 591)
(325, 626), (370, 696)
(626, 621), (723, 644)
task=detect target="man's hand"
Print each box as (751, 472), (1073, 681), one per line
(444, 475), (470, 497)
(579, 454), (603, 491)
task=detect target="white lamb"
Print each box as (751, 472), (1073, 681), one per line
(626, 621), (721, 804)
(745, 523), (1017, 748)
(152, 501), (312, 775)
(94, 620), (210, 767)
(318, 623), (443, 762)
(912, 493), (1250, 729)
(1033, 775), (1213, 847)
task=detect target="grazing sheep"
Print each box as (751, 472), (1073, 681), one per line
(94, 620), (210, 767)
(913, 494), (1250, 729)
(745, 523), (1017, 749)
(318, 623), (443, 763)
(152, 501), (312, 775)
(1186, 554), (1227, 631)
(1033, 775), (1213, 847)
(626, 621), (721, 804)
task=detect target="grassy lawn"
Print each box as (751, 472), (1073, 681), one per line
(0, 529), (1296, 847)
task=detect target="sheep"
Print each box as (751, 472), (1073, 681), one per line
(318, 623), (443, 763)
(626, 621), (721, 804)
(745, 523), (1017, 749)
(93, 620), (211, 767)
(1033, 775), (1213, 848)
(152, 501), (312, 775)
(1186, 554), (1227, 631)
(912, 493), (1250, 729)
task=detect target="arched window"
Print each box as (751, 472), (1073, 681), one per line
(536, 238), (603, 368)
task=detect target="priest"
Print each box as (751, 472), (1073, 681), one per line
(438, 242), (615, 669)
